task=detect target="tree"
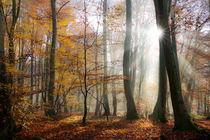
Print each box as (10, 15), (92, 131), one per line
(81, 0), (88, 125)
(151, 38), (168, 122)
(130, 1), (139, 96)
(46, 0), (57, 116)
(153, 0), (196, 130)
(102, 0), (110, 116)
(0, 0), (16, 138)
(30, 24), (34, 105)
(151, 0), (175, 123)
(7, 0), (21, 84)
(123, 0), (138, 120)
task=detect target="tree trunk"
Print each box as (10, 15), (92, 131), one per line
(8, 0), (21, 85)
(112, 82), (117, 116)
(123, 0), (138, 120)
(82, 95), (87, 124)
(63, 94), (68, 113)
(153, 0), (196, 130)
(30, 38), (34, 104)
(152, 39), (167, 122)
(94, 27), (100, 116)
(36, 58), (41, 106)
(35, 56), (38, 106)
(18, 39), (25, 85)
(130, 2), (140, 96)
(43, 35), (50, 104)
(18, 39), (22, 84)
(102, 0), (110, 116)
(0, 2), (16, 138)
(82, 0), (89, 125)
(184, 78), (193, 113)
(46, 0), (57, 116)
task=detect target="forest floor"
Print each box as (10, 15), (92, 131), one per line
(15, 112), (210, 140)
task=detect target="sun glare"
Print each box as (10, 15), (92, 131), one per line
(148, 26), (163, 40)
(156, 27), (163, 39)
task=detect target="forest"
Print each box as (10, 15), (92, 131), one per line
(0, 0), (209, 139)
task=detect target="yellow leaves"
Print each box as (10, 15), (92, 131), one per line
(6, 63), (22, 74)
(58, 18), (72, 27)
(2, 0), (11, 7)
(59, 115), (82, 124)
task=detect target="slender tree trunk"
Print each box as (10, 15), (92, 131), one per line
(102, 0), (110, 116)
(184, 78), (193, 113)
(20, 39), (25, 84)
(35, 56), (38, 106)
(94, 86), (100, 116)
(63, 94), (68, 113)
(99, 83), (103, 116)
(47, 0), (57, 116)
(112, 82), (117, 116)
(41, 57), (45, 108)
(82, 0), (88, 125)
(18, 39), (25, 85)
(30, 38), (34, 104)
(36, 57), (41, 106)
(153, 0), (196, 130)
(18, 38), (21, 84)
(138, 48), (146, 96)
(44, 35), (50, 104)
(123, 0), (138, 120)
(130, 2), (140, 96)
(94, 41), (100, 116)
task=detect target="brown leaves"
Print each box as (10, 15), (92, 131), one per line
(15, 114), (210, 140)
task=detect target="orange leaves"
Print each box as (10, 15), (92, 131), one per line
(15, 114), (210, 140)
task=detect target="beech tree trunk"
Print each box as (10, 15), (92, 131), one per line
(153, 0), (196, 130)
(30, 38), (34, 104)
(112, 82), (117, 116)
(102, 0), (110, 116)
(152, 40), (167, 122)
(43, 34), (50, 104)
(130, 2), (140, 96)
(123, 0), (138, 120)
(8, 0), (21, 85)
(46, 0), (57, 116)
(82, 0), (88, 125)
(94, 38), (100, 116)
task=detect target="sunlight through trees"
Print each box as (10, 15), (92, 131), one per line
(0, 0), (209, 139)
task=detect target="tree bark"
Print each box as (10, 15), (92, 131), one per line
(123, 0), (138, 120)
(18, 39), (25, 85)
(7, 0), (21, 85)
(152, 42), (167, 122)
(94, 39), (100, 116)
(0, 1), (16, 138)
(112, 82), (117, 116)
(153, 0), (196, 130)
(30, 38), (34, 104)
(102, 0), (110, 116)
(82, 0), (88, 125)
(46, 0), (57, 116)
(43, 34), (50, 104)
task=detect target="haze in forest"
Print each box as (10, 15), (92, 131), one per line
(0, 0), (209, 139)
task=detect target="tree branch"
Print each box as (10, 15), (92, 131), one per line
(57, 1), (70, 15)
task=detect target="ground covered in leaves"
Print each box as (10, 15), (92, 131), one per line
(15, 113), (210, 140)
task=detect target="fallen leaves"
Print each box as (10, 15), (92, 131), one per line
(15, 114), (210, 140)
